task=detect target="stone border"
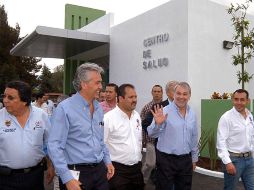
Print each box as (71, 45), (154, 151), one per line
(195, 166), (224, 178)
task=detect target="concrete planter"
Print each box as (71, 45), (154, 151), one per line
(200, 99), (232, 157)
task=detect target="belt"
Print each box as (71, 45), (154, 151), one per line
(229, 151), (252, 158)
(0, 160), (45, 175)
(159, 150), (191, 158)
(68, 162), (101, 170)
(112, 161), (142, 168)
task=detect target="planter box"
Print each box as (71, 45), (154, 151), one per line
(200, 99), (252, 157)
(200, 99), (232, 157)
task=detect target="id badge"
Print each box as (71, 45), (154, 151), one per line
(70, 170), (80, 180)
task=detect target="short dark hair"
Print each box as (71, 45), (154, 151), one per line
(68, 92), (75, 97)
(106, 83), (118, 93)
(233, 89), (249, 99)
(35, 92), (45, 100)
(117, 84), (135, 102)
(152, 84), (163, 92)
(6, 81), (31, 106)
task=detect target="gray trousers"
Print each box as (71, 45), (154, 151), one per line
(142, 142), (156, 184)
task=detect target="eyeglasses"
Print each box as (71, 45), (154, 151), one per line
(2, 94), (17, 101)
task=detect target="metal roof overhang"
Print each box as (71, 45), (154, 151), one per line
(10, 26), (109, 59)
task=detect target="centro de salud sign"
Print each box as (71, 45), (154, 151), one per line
(142, 33), (169, 70)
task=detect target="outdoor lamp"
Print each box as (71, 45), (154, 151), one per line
(223, 40), (234, 49)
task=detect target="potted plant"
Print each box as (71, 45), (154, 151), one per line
(199, 92), (232, 171)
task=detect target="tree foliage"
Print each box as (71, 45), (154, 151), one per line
(51, 64), (64, 93)
(0, 4), (41, 94)
(37, 64), (64, 93)
(228, 0), (254, 89)
(38, 64), (53, 93)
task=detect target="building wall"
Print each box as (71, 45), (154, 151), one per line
(187, 0), (240, 123)
(110, 0), (254, 125)
(110, 0), (188, 112)
(65, 4), (106, 30)
(64, 4), (106, 94)
(188, 0), (254, 121)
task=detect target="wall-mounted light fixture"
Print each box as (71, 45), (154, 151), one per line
(223, 40), (234, 49)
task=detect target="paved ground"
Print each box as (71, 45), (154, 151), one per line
(144, 172), (245, 190)
(45, 171), (245, 190)
(191, 172), (244, 190)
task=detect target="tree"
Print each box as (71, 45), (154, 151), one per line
(51, 64), (64, 93)
(228, 0), (254, 89)
(0, 4), (41, 94)
(38, 64), (53, 93)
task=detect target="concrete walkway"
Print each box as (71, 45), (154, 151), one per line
(46, 171), (245, 190)
(145, 172), (245, 190)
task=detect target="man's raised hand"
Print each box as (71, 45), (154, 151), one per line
(151, 104), (167, 125)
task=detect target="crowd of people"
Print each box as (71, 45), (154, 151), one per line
(0, 62), (253, 190)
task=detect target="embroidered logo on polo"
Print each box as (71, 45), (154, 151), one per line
(2, 120), (16, 132)
(3, 128), (16, 133)
(5, 120), (11, 127)
(34, 121), (43, 130)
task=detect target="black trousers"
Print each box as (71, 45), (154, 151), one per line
(109, 161), (144, 190)
(0, 166), (44, 190)
(156, 150), (193, 190)
(59, 161), (108, 190)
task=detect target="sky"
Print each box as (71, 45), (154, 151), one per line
(1, 0), (254, 71)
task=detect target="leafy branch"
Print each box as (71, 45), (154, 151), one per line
(228, 0), (254, 89)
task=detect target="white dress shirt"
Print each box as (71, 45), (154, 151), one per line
(104, 106), (142, 165)
(41, 100), (55, 117)
(217, 107), (254, 164)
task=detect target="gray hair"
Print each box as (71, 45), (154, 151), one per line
(165, 81), (179, 93)
(72, 63), (104, 91)
(174, 82), (191, 94)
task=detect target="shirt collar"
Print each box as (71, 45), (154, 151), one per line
(232, 107), (251, 118)
(115, 105), (135, 119)
(171, 101), (190, 112)
(75, 92), (100, 110)
(6, 105), (33, 123)
(102, 100), (116, 108)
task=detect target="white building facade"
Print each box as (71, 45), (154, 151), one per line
(110, 0), (254, 123)
(11, 0), (254, 125)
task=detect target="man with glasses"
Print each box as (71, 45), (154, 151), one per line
(0, 81), (54, 190)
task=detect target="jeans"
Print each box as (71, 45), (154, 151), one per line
(223, 156), (254, 190)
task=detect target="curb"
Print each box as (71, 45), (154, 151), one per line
(195, 166), (224, 178)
